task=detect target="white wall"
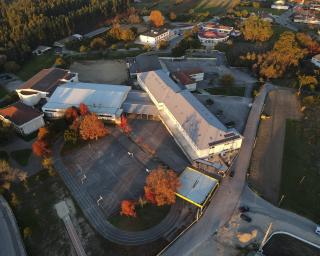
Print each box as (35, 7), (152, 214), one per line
(19, 115), (45, 135)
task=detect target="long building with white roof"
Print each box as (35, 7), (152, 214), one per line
(137, 70), (243, 160)
(42, 82), (131, 122)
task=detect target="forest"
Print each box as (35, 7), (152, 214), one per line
(0, 0), (131, 63)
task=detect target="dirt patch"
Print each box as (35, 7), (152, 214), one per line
(70, 60), (128, 84)
(249, 88), (302, 204)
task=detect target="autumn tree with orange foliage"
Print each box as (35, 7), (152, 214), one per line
(120, 115), (131, 134)
(120, 200), (136, 217)
(32, 139), (51, 157)
(79, 113), (108, 140)
(144, 168), (180, 206)
(65, 107), (78, 121)
(79, 103), (89, 116)
(37, 127), (49, 140)
(149, 10), (164, 27)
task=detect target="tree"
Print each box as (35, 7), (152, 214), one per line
(64, 129), (78, 144)
(296, 33), (320, 54)
(169, 12), (177, 21)
(241, 15), (273, 42)
(298, 75), (318, 94)
(120, 29), (135, 41)
(144, 168), (180, 206)
(149, 10), (165, 27)
(90, 37), (106, 50)
(55, 57), (66, 68)
(4, 61), (20, 73)
(79, 103), (89, 116)
(0, 160), (27, 192)
(32, 139), (51, 157)
(128, 14), (141, 24)
(258, 32), (307, 79)
(120, 200), (136, 217)
(65, 107), (78, 121)
(0, 120), (14, 145)
(120, 115), (131, 134)
(37, 127), (49, 140)
(219, 74), (235, 87)
(79, 113), (108, 140)
(79, 45), (88, 53)
(157, 40), (169, 49)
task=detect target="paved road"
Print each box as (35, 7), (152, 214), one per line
(0, 196), (27, 256)
(163, 85), (272, 256)
(63, 215), (87, 256)
(272, 8), (298, 32)
(241, 186), (320, 248)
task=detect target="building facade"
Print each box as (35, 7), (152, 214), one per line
(139, 28), (171, 46)
(137, 70), (243, 161)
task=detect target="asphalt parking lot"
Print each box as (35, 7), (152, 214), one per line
(129, 119), (189, 173)
(63, 133), (152, 217)
(63, 121), (189, 218)
(195, 94), (252, 134)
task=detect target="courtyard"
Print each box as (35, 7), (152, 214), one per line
(56, 120), (192, 245)
(69, 60), (128, 85)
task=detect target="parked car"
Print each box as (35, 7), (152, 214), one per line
(240, 213), (252, 222)
(239, 206), (250, 213)
(315, 226), (320, 235)
(229, 170), (234, 177)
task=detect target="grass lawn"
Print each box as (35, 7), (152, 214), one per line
(280, 120), (320, 223)
(0, 150), (9, 161)
(206, 87), (246, 97)
(236, 6), (286, 16)
(134, 0), (239, 15)
(109, 204), (171, 231)
(0, 85), (8, 99)
(17, 52), (56, 81)
(10, 149), (32, 166)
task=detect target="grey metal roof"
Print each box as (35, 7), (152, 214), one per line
(83, 27), (109, 39)
(122, 90), (158, 115)
(138, 70), (237, 151)
(127, 55), (162, 74)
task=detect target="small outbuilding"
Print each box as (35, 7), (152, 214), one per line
(0, 102), (45, 135)
(176, 167), (219, 209)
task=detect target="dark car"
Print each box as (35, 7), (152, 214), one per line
(239, 206), (250, 213)
(240, 213), (252, 222)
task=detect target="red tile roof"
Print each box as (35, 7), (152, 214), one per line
(0, 102), (43, 126)
(19, 68), (70, 93)
(172, 71), (195, 85)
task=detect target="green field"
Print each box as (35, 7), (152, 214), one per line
(109, 204), (170, 231)
(134, 0), (239, 15)
(205, 86), (246, 97)
(17, 52), (56, 81)
(280, 120), (320, 223)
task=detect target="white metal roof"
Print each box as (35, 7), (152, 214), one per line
(177, 167), (218, 207)
(42, 82), (131, 115)
(137, 70), (239, 151)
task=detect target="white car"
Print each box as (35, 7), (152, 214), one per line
(315, 226), (320, 235)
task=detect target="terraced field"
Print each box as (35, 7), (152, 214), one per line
(135, 0), (239, 15)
